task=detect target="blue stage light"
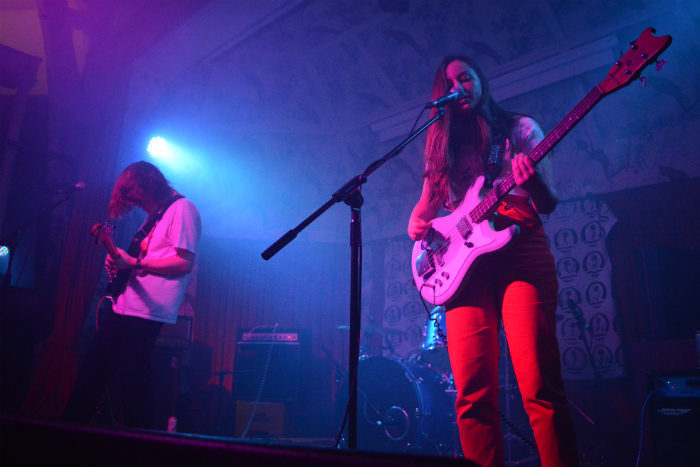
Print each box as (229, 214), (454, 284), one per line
(147, 137), (171, 158)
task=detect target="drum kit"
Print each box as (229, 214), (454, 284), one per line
(335, 307), (461, 457)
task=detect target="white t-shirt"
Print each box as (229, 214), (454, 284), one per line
(447, 116), (544, 210)
(113, 198), (202, 324)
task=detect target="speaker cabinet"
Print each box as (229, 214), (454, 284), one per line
(635, 245), (700, 341)
(234, 401), (286, 438)
(232, 329), (310, 402)
(650, 375), (700, 466)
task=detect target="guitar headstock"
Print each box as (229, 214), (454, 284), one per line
(90, 221), (114, 245)
(600, 27), (672, 94)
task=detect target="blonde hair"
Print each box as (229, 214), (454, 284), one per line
(109, 161), (172, 219)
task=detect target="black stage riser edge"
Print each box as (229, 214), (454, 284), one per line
(0, 417), (476, 467)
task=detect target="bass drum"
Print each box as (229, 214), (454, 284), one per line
(336, 356), (456, 456)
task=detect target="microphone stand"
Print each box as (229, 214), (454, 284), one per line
(567, 301), (614, 463)
(262, 107), (446, 449)
(0, 191), (79, 320)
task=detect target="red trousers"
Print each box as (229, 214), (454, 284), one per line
(446, 196), (578, 467)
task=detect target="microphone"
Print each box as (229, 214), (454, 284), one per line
(57, 182), (86, 196)
(425, 84), (466, 109)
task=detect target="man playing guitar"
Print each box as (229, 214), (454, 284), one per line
(62, 161), (201, 429)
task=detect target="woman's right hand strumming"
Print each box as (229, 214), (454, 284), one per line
(408, 216), (433, 241)
(408, 179), (442, 241)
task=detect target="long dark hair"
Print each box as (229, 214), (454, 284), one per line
(424, 55), (520, 204)
(108, 161), (172, 219)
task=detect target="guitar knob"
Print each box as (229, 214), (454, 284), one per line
(465, 242), (474, 248)
(434, 279), (443, 287)
(441, 272), (450, 279)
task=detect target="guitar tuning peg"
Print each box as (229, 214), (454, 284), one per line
(655, 59), (667, 72)
(639, 76), (646, 89)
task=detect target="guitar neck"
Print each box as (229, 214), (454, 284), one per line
(471, 85), (605, 223)
(103, 237), (121, 260)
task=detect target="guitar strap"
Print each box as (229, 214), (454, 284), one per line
(483, 137), (507, 189)
(125, 194), (185, 258)
(108, 194), (185, 301)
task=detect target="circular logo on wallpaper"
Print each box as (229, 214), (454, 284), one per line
(387, 241), (404, 259)
(583, 251), (605, 278)
(406, 324), (424, 346)
(556, 257), (580, 283)
(404, 256), (414, 275)
(404, 301), (422, 323)
(581, 221), (606, 247)
(562, 347), (588, 375)
(387, 332), (404, 348)
(556, 201), (577, 222)
(613, 313), (621, 335)
(585, 282), (607, 308)
(384, 306), (401, 326)
(386, 281), (403, 301)
(558, 287), (582, 309)
(404, 279), (419, 298)
(561, 318), (582, 345)
(590, 312), (610, 340)
(554, 229), (578, 254)
(592, 345), (613, 373)
(580, 198), (598, 218)
(385, 259), (402, 277)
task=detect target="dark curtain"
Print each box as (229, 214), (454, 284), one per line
(19, 0), (130, 417)
(600, 177), (700, 345)
(193, 237), (354, 393)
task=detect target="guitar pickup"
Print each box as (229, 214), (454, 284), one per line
(457, 215), (472, 240)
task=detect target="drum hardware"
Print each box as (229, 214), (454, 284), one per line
(335, 356), (456, 455)
(382, 407), (410, 440)
(404, 371), (423, 384)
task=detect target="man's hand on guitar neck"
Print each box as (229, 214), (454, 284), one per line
(105, 249), (133, 277)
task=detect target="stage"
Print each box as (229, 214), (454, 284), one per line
(0, 417), (477, 467)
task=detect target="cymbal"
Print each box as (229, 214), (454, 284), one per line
(335, 323), (404, 335)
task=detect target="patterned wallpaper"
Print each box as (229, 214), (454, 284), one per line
(124, 1), (700, 244)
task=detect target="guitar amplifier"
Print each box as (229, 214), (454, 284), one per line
(650, 375), (700, 466)
(232, 328), (310, 402)
(155, 316), (193, 350)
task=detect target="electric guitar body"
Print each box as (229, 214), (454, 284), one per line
(411, 27), (672, 305)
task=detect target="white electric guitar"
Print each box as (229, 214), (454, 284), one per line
(412, 27), (672, 305)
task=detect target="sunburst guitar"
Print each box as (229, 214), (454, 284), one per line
(412, 27), (672, 305)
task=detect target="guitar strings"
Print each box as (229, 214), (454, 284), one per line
(423, 89), (602, 273)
